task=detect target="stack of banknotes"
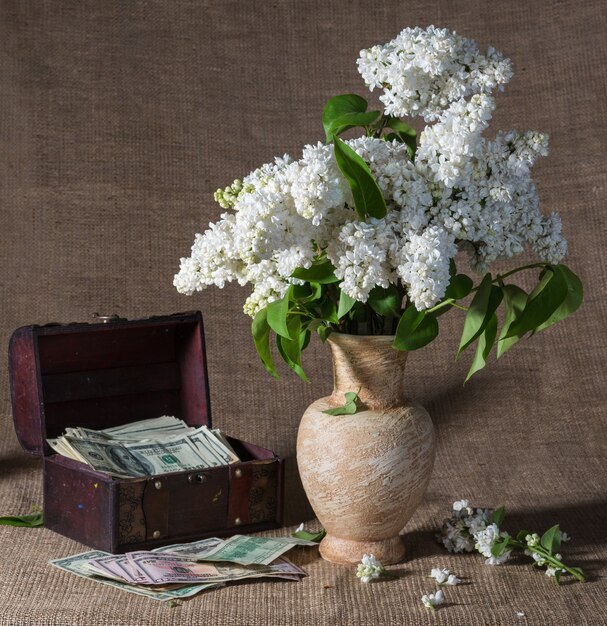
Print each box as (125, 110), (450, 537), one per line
(47, 416), (240, 478)
(51, 534), (316, 602)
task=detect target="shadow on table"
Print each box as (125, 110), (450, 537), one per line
(506, 500), (607, 549)
(282, 455), (314, 527)
(0, 451), (41, 478)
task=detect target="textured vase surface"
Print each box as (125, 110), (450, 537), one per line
(296, 333), (436, 565)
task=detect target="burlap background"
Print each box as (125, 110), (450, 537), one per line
(1, 1), (605, 624)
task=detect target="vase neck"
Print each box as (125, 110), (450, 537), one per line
(328, 333), (408, 410)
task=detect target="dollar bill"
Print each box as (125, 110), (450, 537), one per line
(126, 552), (227, 585)
(122, 438), (206, 474)
(62, 437), (148, 478)
(47, 416), (241, 477)
(190, 426), (240, 465)
(50, 551), (220, 602)
(195, 534), (318, 566)
(125, 552), (305, 585)
(211, 429), (239, 457)
(153, 537), (225, 559)
(88, 554), (149, 584)
(102, 416), (195, 440)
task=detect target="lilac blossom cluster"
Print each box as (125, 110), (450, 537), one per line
(175, 26), (566, 314)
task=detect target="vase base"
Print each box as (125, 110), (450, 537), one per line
(319, 534), (406, 565)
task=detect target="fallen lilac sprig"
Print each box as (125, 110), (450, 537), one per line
(355, 554), (399, 583)
(430, 567), (460, 586)
(437, 500), (585, 583)
(422, 589), (445, 610)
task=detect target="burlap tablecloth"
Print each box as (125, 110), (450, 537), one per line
(0, 1), (605, 624)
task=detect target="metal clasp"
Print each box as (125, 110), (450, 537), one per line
(188, 473), (210, 484)
(92, 313), (120, 324)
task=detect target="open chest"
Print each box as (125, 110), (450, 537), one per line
(8, 311), (283, 553)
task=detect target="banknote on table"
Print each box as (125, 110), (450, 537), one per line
(153, 536), (225, 559)
(194, 534), (320, 565)
(47, 416), (241, 478)
(123, 552), (306, 585)
(50, 551), (221, 602)
(50, 534), (308, 602)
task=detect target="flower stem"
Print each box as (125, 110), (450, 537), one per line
(496, 262), (548, 282)
(426, 298), (468, 314)
(508, 540), (586, 581)
(465, 262), (548, 295)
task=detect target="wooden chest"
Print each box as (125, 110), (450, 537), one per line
(8, 311), (284, 553)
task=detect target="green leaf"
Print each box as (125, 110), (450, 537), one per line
(445, 274), (474, 300)
(323, 389), (361, 416)
(252, 308), (278, 378)
(291, 281), (322, 303)
(568, 566), (586, 581)
(449, 258), (457, 277)
(333, 135), (387, 219)
(490, 506), (506, 527)
(535, 265), (583, 332)
(319, 296), (339, 323)
(540, 525), (561, 555)
(276, 318), (309, 382)
(457, 275), (503, 356)
(292, 260), (339, 284)
(504, 268), (568, 339)
(291, 528), (326, 543)
(384, 116), (416, 137)
(327, 111), (381, 138)
(554, 570), (562, 585)
(351, 302), (367, 322)
(317, 325), (332, 342)
(465, 313), (498, 382)
(322, 94), (368, 143)
(497, 285), (527, 358)
(384, 116), (417, 157)
(516, 530), (530, 542)
(368, 285), (401, 317)
(393, 307), (439, 351)
(0, 510), (44, 528)
(266, 290), (292, 339)
(491, 538), (510, 557)
(301, 329), (311, 351)
(337, 290), (357, 319)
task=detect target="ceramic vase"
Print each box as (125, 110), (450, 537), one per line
(296, 333), (435, 565)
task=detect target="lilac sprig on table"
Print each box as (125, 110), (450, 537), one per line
(437, 500), (585, 583)
(355, 554), (400, 583)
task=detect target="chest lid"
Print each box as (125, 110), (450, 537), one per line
(8, 311), (212, 456)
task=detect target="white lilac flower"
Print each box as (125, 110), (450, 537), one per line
(484, 552), (512, 566)
(430, 567), (450, 584)
(430, 568), (460, 586)
(357, 26), (512, 122)
(356, 554), (385, 583)
(453, 500), (472, 515)
(525, 533), (540, 547)
(526, 551), (547, 567)
(474, 523), (512, 565)
(466, 509), (491, 536)
(560, 531), (571, 543)
(396, 225), (457, 309)
(545, 566), (565, 577)
(327, 214), (400, 302)
(421, 589), (445, 610)
(438, 518), (475, 553)
(176, 26), (567, 316)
